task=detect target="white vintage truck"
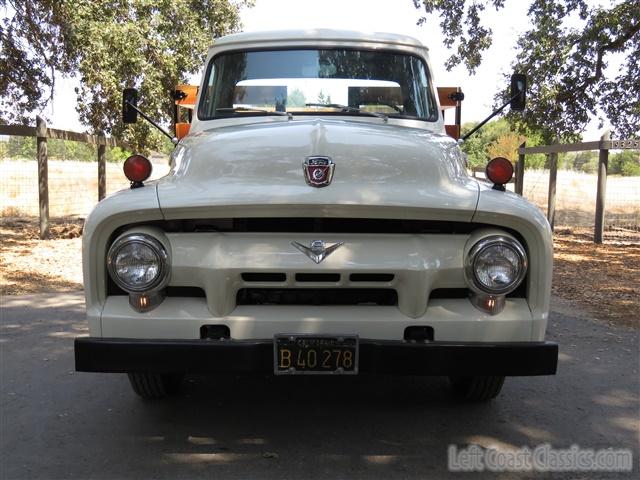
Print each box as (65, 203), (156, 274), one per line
(75, 29), (557, 401)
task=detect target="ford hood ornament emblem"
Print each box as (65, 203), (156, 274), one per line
(291, 240), (344, 264)
(303, 156), (335, 187)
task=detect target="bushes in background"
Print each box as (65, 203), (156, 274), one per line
(1, 136), (130, 162)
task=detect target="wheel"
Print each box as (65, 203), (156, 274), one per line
(127, 373), (183, 399)
(449, 376), (505, 402)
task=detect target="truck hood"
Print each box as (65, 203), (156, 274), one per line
(157, 118), (479, 221)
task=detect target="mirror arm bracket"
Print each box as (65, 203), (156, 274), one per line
(125, 102), (178, 145)
(461, 91), (522, 142)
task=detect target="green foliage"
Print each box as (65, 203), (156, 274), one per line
(287, 88), (307, 108)
(572, 151), (597, 173)
(3, 135), (132, 162)
(461, 118), (510, 168)
(580, 159), (598, 174)
(105, 146), (132, 163)
(6, 136), (35, 159)
(524, 153), (546, 170)
(1, 0), (252, 152)
(620, 160), (640, 176)
(461, 118), (548, 169)
(413, 0), (640, 141)
(487, 131), (526, 162)
(610, 150), (640, 176)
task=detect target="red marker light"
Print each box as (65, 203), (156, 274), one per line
(486, 157), (514, 187)
(123, 155), (152, 184)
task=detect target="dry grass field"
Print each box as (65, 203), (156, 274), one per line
(518, 169), (640, 228)
(475, 169), (640, 229)
(0, 159), (170, 218)
(2, 159), (639, 226)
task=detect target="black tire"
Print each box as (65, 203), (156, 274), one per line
(127, 373), (183, 399)
(449, 375), (505, 402)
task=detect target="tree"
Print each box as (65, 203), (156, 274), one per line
(6, 135), (35, 159)
(413, 0), (639, 141)
(461, 118), (512, 167)
(487, 132), (525, 162)
(461, 118), (547, 169)
(317, 90), (332, 105)
(0, 0), (252, 151)
(610, 150), (640, 176)
(287, 88), (307, 108)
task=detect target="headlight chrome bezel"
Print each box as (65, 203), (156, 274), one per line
(106, 233), (171, 294)
(464, 235), (528, 296)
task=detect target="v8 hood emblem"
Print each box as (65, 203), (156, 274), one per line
(291, 240), (344, 264)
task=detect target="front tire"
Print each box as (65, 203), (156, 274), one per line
(449, 376), (505, 401)
(127, 373), (183, 399)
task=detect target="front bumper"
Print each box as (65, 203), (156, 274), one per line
(75, 337), (558, 376)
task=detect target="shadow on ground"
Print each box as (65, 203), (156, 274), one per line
(1, 293), (638, 479)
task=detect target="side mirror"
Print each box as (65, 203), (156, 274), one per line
(122, 88), (138, 123)
(510, 74), (526, 111)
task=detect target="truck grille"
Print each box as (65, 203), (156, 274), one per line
(236, 288), (398, 306)
(239, 272), (395, 284)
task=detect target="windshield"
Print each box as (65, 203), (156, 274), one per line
(198, 48), (438, 121)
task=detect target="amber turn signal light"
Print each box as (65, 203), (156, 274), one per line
(123, 155), (152, 187)
(486, 157), (514, 190)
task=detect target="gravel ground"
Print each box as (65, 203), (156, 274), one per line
(0, 218), (83, 294)
(551, 227), (639, 327)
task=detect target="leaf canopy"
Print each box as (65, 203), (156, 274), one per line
(1, 0), (252, 151)
(413, 0), (639, 141)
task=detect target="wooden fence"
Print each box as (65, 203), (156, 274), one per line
(517, 133), (639, 244)
(0, 117), (127, 238)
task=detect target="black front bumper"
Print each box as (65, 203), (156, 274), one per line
(75, 337), (558, 376)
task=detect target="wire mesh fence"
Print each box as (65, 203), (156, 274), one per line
(1, 146), (169, 219)
(2, 130), (638, 236)
(519, 169), (640, 230)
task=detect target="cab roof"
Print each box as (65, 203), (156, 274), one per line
(212, 29), (428, 51)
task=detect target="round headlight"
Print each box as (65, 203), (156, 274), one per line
(107, 234), (170, 293)
(465, 235), (527, 295)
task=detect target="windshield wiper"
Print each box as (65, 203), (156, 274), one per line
(305, 103), (388, 122)
(216, 107), (292, 119)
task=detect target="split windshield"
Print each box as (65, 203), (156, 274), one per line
(198, 48), (438, 121)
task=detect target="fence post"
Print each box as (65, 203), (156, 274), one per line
(594, 131), (610, 244)
(98, 141), (106, 201)
(547, 143), (558, 231)
(36, 116), (49, 239)
(515, 141), (525, 195)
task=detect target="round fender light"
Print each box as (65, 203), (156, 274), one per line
(123, 155), (152, 183)
(486, 157), (514, 186)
